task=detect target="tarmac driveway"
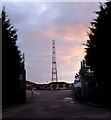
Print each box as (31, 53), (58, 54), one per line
(2, 90), (111, 120)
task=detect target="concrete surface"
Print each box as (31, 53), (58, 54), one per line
(2, 90), (111, 120)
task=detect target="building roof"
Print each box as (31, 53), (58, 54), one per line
(48, 82), (69, 85)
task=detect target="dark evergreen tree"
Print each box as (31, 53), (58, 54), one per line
(85, 1), (111, 103)
(2, 7), (26, 106)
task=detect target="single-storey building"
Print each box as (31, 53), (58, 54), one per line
(48, 82), (70, 90)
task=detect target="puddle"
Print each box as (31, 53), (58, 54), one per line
(36, 92), (40, 95)
(70, 101), (74, 104)
(64, 97), (72, 101)
(64, 97), (74, 104)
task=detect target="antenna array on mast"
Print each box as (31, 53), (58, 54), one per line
(52, 40), (58, 82)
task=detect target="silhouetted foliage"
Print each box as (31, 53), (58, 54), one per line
(2, 7), (25, 106)
(84, 1), (111, 103)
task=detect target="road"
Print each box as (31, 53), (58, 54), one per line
(2, 90), (111, 120)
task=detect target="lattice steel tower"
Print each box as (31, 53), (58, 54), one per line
(52, 40), (58, 82)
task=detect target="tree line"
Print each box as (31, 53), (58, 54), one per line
(75, 1), (111, 104)
(2, 7), (26, 107)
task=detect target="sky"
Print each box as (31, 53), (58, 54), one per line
(0, 1), (102, 84)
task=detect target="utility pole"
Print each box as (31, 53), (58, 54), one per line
(19, 52), (26, 103)
(23, 53), (26, 81)
(52, 40), (58, 82)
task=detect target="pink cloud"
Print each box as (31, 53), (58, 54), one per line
(57, 45), (85, 82)
(57, 45), (85, 62)
(42, 27), (57, 37)
(64, 24), (88, 42)
(28, 24), (88, 44)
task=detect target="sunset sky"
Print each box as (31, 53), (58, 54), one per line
(0, 1), (104, 84)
